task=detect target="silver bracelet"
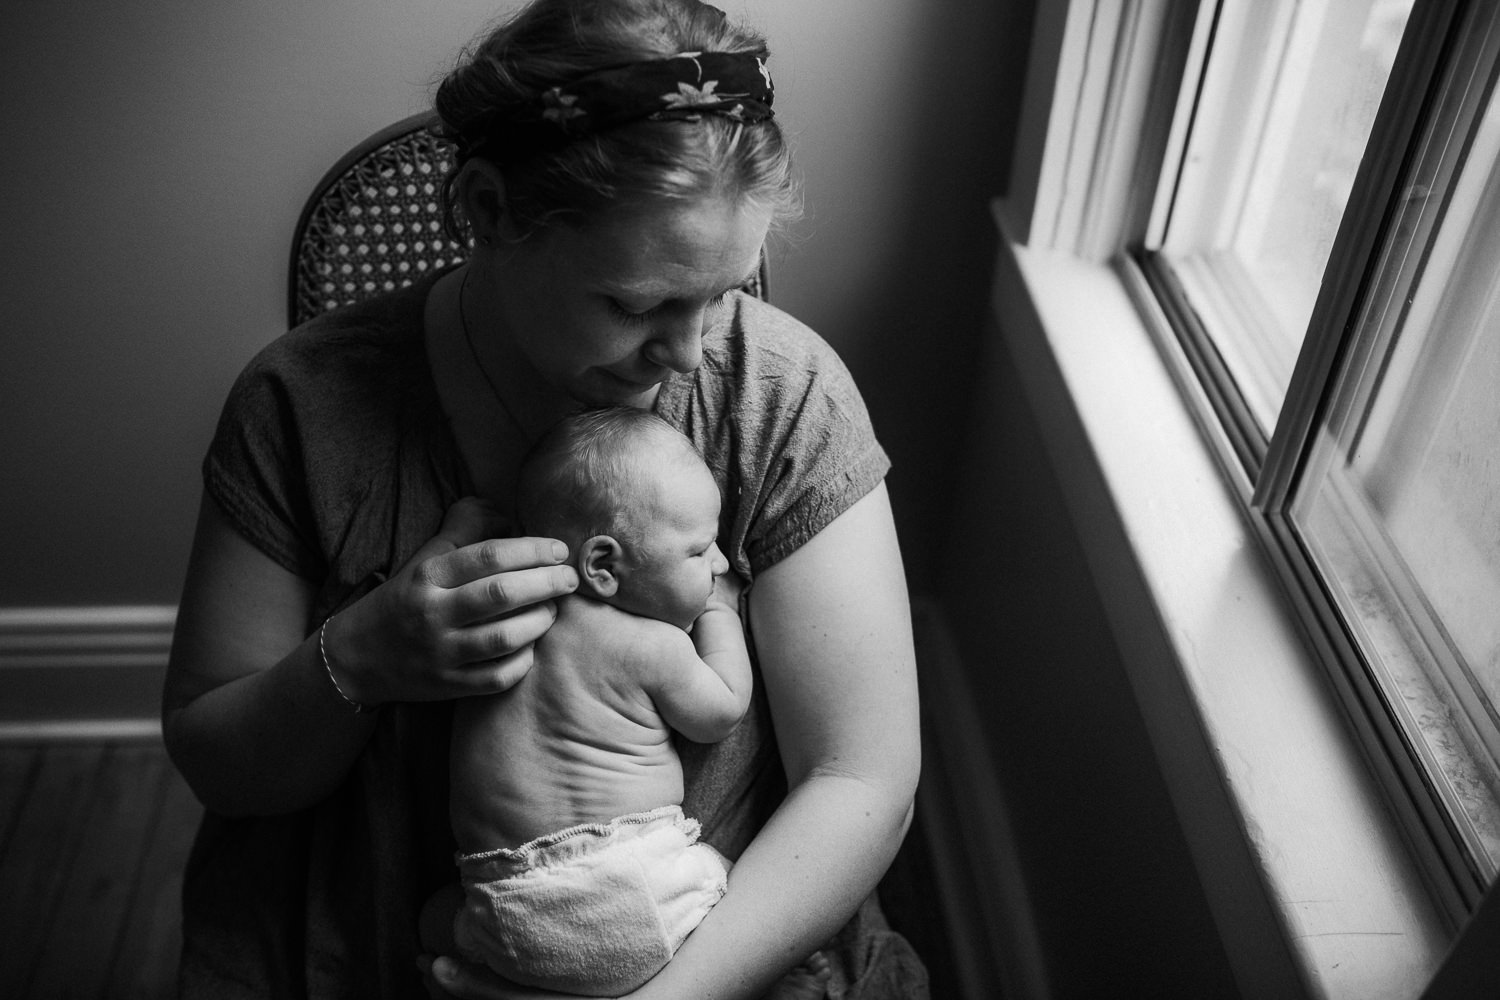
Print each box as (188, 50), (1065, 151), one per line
(319, 613), (370, 714)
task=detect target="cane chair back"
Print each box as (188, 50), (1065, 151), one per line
(288, 113), (465, 327)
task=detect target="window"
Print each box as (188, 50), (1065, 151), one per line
(1137, 0), (1500, 917)
(1151, 0), (1415, 437)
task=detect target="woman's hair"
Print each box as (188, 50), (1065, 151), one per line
(434, 0), (798, 238)
(516, 407), (707, 545)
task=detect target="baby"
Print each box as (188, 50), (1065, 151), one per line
(423, 407), (827, 997)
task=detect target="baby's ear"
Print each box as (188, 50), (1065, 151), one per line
(578, 535), (622, 598)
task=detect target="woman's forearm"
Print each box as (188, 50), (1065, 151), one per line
(165, 622), (379, 816)
(164, 496), (377, 816)
(635, 771), (915, 1000)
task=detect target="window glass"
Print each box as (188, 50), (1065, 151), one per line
(1158, 0), (1414, 431)
(1291, 74), (1500, 878)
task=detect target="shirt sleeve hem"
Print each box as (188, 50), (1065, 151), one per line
(203, 454), (323, 582)
(748, 447), (891, 575)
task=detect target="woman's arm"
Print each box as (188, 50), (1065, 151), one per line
(639, 480), (920, 998)
(163, 493), (577, 817)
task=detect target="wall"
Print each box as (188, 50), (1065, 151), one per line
(0, 0), (1029, 608)
(933, 310), (1245, 996)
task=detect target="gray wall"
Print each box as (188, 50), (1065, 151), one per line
(0, 0), (1027, 607)
(934, 311), (1245, 995)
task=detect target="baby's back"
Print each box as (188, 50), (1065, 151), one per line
(449, 594), (686, 855)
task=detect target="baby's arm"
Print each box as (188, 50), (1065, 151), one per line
(640, 596), (753, 744)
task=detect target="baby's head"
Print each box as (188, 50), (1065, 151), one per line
(517, 407), (729, 630)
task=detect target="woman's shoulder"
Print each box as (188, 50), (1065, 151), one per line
(236, 281), (432, 403)
(692, 293), (861, 411)
(209, 279), (444, 498)
(718, 292), (845, 368)
(203, 278), (453, 582)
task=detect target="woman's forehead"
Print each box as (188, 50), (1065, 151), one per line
(557, 195), (770, 291)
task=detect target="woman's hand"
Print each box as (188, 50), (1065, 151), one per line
(323, 497), (579, 706)
(163, 493), (576, 817)
(418, 954), (618, 1000)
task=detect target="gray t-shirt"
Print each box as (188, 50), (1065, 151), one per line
(181, 271), (919, 998)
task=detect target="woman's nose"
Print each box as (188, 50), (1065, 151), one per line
(643, 312), (706, 373)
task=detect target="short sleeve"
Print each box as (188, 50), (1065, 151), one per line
(737, 341), (890, 571)
(202, 345), (327, 581)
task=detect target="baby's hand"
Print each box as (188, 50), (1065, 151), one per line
(705, 567), (747, 618)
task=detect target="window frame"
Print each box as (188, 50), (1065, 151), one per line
(1260, 0), (1500, 919)
(1145, 0), (1496, 921)
(998, 0), (1500, 990)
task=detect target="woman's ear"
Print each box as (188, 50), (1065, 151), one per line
(577, 535), (623, 599)
(456, 158), (508, 246)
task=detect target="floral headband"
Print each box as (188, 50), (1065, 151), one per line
(538, 51), (775, 136)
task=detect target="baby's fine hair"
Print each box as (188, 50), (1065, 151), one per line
(517, 407), (706, 543)
(434, 0), (799, 237)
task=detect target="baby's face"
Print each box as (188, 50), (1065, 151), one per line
(613, 459), (729, 630)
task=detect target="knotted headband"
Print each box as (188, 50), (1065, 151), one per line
(539, 51), (775, 136)
(462, 50), (774, 162)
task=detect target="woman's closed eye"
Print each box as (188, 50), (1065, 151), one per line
(608, 290), (733, 326)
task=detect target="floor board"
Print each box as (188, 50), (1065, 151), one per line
(112, 772), (202, 999)
(0, 740), (198, 1000)
(0, 735), (957, 998)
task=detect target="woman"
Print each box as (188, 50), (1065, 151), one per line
(164, 1), (925, 997)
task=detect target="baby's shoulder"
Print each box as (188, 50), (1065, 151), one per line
(548, 600), (689, 673)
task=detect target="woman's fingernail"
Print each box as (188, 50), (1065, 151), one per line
(552, 540), (568, 561)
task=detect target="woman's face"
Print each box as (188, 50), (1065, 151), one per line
(484, 193), (773, 408)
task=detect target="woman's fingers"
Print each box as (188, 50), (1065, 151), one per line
(335, 500), (580, 703)
(447, 601), (559, 671)
(426, 955), (572, 999)
(418, 536), (572, 591)
(445, 562), (578, 626)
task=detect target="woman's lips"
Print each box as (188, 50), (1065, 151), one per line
(605, 369), (667, 391)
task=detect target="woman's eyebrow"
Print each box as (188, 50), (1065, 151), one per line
(604, 265), (761, 302)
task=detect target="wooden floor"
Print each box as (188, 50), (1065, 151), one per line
(0, 739), (200, 1000)
(0, 738), (956, 1000)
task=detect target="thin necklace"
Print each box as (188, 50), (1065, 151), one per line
(457, 266), (530, 439)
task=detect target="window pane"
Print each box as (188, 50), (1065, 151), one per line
(1159, 0), (1414, 431)
(1292, 79), (1500, 878)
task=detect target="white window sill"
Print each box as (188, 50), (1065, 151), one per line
(991, 205), (1449, 1000)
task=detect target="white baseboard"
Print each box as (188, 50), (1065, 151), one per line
(0, 605), (175, 740)
(910, 597), (1050, 1000)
